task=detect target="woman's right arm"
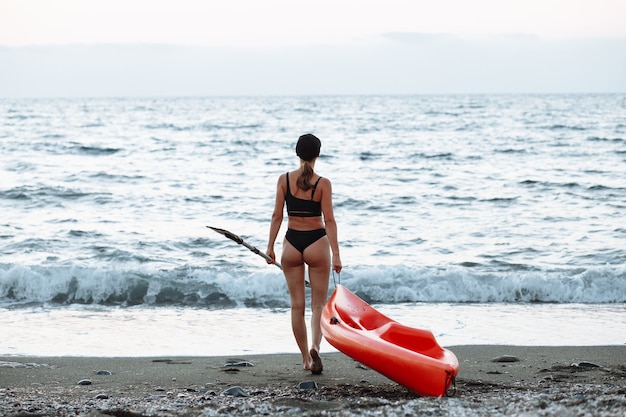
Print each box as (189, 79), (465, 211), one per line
(266, 174), (285, 263)
(320, 178), (342, 273)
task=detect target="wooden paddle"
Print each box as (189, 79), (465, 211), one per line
(207, 226), (283, 270)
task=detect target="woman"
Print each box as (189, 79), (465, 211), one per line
(266, 133), (342, 374)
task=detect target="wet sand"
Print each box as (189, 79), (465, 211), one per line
(1, 346), (625, 416)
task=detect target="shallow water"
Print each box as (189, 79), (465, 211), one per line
(1, 302), (623, 357)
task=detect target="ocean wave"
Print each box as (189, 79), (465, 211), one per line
(89, 172), (145, 182)
(586, 136), (624, 143)
(587, 184), (626, 192)
(80, 122), (105, 128)
(145, 122), (191, 131)
(358, 151), (383, 161)
(0, 263), (623, 309)
(478, 197), (519, 204)
(200, 122), (263, 131)
(495, 148), (528, 154)
(341, 265), (626, 304)
(144, 122), (263, 132)
(5, 113), (42, 121)
(73, 145), (121, 155)
(519, 180), (625, 195)
(0, 185), (96, 201)
(519, 179), (581, 189)
(39, 133), (66, 139)
(545, 124), (588, 131)
(414, 152), (454, 159)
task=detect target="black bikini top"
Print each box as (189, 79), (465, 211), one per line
(285, 172), (322, 217)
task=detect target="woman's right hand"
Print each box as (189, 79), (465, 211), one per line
(266, 248), (276, 265)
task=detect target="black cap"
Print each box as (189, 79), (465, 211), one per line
(296, 134), (321, 161)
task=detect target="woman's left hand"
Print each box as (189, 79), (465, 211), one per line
(332, 254), (342, 274)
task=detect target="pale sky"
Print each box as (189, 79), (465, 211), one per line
(2, 0), (626, 46)
(1, 0), (625, 96)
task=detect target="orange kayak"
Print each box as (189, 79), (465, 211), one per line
(321, 285), (459, 397)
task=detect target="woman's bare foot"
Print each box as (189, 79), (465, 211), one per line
(310, 348), (323, 374)
(303, 352), (313, 371)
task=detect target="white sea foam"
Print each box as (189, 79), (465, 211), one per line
(1, 263), (624, 307)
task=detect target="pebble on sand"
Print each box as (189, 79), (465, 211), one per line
(491, 355), (520, 363)
(297, 381), (318, 390)
(95, 370), (112, 375)
(222, 386), (248, 397)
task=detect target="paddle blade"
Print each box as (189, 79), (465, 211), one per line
(206, 225), (285, 272)
(207, 226), (243, 244)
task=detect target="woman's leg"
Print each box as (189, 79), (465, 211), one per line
(281, 239), (311, 369)
(303, 236), (331, 356)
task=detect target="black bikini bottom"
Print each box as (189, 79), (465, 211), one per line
(285, 228), (327, 254)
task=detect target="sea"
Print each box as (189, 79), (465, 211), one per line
(1, 94), (625, 357)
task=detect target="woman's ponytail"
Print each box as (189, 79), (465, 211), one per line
(297, 161), (315, 191)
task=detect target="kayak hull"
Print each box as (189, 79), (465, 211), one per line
(321, 285), (459, 397)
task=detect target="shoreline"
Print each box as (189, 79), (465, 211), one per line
(2, 345), (625, 416)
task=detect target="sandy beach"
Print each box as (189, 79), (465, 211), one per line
(1, 345), (625, 416)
